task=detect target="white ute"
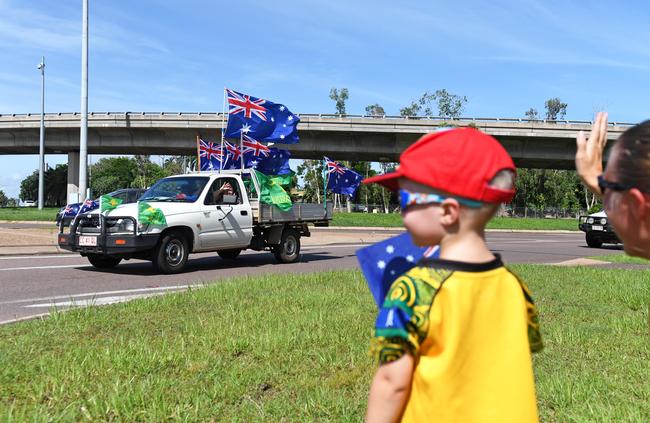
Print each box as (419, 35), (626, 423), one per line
(58, 170), (332, 273)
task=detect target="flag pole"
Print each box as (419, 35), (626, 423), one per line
(196, 135), (201, 172)
(240, 131), (244, 172)
(322, 158), (328, 215)
(220, 87), (227, 172)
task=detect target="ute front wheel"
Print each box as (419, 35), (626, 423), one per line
(272, 229), (301, 263)
(586, 232), (603, 248)
(217, 249), (241, 260)
(87, 254), (121, 269)
(153, 232), (189, 274)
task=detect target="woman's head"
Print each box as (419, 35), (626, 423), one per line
(602, 120), (650, 258)
(608, 120), (650, 191)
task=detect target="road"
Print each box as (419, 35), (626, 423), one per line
(0, 231), (623, 323)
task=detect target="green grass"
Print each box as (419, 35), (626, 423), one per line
(1, 266), (648, 421)
(332, 212), (580, 231)
(0, 207), (59, 222)
(589, 254), (650, 265)
(0, 207), (580, 230)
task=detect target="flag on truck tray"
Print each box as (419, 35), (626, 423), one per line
(252, 147), (291, 175)
(254, 170), (293, 211)
(324, 157), (362, 197)
(224, 89), (300, 144)
(198, 138), (228, 171)
(138, 201), (167, 226)
(356, 233), (440, 308)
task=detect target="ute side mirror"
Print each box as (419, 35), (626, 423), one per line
(221, 194), (238, 205)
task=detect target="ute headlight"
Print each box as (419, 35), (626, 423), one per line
(106, 218), (135, 234)
(600, 218), (607, 225)
(587, 217), (594, 224)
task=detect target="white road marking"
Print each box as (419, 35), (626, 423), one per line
(24, 293), (163, 308)
(1, 284), (199, 305)
(0, 264), (89, 272)
(0, 254), (78, 260)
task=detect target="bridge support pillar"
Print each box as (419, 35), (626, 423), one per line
(67, 152), (80, 203)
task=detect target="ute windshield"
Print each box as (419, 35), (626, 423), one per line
(140, 176), (209, 202)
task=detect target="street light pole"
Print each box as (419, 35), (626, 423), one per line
(37, 56), (45, 210)
(79, 0), (89, 202)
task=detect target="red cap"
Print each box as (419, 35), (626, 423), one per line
(364, 128), (516, 203)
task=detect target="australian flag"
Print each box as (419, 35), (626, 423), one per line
(324, 157), (362, 197)
(78, 198), (99, 214)
(224, 89), (300, 144)
(222, 136), (292, 175)
(253, 147), (291, 175)
(356, 233), (440, 307)
(63, 203), (80, 217)
(199, 138), (227, 171)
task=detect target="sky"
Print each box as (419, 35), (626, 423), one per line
(2, 0), (650, 198)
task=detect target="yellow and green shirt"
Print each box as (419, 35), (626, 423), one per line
(372, 256), (543, 423)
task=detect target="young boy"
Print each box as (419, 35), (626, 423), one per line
(363, 128), (543, 423)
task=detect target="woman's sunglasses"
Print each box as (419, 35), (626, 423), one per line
(597, 174), (635, 193)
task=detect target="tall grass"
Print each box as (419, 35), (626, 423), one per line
(0, 266), (648, 421)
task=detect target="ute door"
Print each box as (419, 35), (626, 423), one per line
(199, 176), (253, 249)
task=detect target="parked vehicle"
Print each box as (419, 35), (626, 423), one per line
(578, 210), (621, 248)
(22, 200), (36, 207)
(58, 170), (332, 273)
(56, 188), (147, 225)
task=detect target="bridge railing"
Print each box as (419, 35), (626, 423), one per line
(0, 112), (636, 127)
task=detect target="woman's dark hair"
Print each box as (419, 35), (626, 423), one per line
(613, 120), (650, 192)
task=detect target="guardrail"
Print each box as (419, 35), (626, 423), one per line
(0, 112), (637, 127)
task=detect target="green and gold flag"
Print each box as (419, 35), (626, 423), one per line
(138, 201), (167, 226)
(100, 194), (123, 213)
(254, 170), (293, 211)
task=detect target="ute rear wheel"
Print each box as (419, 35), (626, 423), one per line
(272, 229), (301, 263)
(153, 232), (189, 274)
(87, 254), (122, 269)
(217, 249), (241, 260)
(586, 232), (603, 248)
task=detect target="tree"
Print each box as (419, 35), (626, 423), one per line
(163, 156), (196, 175)
(18, 164), (68, 206)
(45, 164), (68, 206)
(399, 101), (421, 117)
(89, 157), (139, 195)
(365, 104), (385, 117)
(329, 88), (349, 115)
(378, 162), (397, 212)
(400, 89), (467, 118)
(132, 155), (166, 188)
(296, 160), (325, 203)
(434, 89), (467, 118)
(20, 171), (38, 202)
(545, 98), (568, 121)
(0, 190), (8, 207)
(525, 108), (539, 120)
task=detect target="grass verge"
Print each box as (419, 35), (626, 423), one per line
(0, 208), (581, 231)
(0, 207), (59, 222)
(331, 212), (579, 231)
(1, 266), (648, 421)
(589, 253), (650, 265)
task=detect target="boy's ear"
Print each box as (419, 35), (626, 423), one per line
(439, 198), (460, 226)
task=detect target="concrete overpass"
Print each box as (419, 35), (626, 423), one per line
(0, 112), (632, 199)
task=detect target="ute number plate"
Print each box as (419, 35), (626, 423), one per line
(78, 236), (98, 246)
(591, 225), (603, 231)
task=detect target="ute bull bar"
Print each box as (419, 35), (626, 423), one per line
(58, 214), (159, 255)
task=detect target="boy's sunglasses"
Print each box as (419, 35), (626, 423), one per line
(597, 174), (635, 193)
(399, 189), (483, 210)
